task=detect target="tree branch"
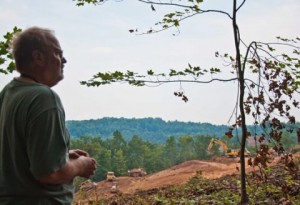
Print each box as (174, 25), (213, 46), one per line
(139, 77), (239, 84)
(137, 0), (232, 18)
(237, 0), (247, 12)
(136, 12), (199, 35)
(138, 0), (196, 9)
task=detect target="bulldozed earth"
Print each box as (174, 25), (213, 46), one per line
(73, 153), (300, 204)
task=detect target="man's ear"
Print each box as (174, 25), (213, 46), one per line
(32, 50), (45, 66)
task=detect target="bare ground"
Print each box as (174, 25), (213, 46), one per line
(74, 153), (300, 204)
(74, 157), (257, 203)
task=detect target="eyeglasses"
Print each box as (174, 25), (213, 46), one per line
(52, 48), (64, 59)
(50, 42), (66, 62)
(56, 50), (64, 59)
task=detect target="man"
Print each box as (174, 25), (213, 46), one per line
(0, 27), (97, 204)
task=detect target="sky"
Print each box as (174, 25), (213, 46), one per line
(0, 0), (299, 125)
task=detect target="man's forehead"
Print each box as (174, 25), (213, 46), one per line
(49, 36), (61, 48)
(50, 40), (62, 51)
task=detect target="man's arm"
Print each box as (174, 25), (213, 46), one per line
(37, 156), (97, 185)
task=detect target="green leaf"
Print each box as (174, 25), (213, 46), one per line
(147, 70), (154, 75)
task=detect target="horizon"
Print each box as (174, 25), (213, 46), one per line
(65, 116), (300, 127)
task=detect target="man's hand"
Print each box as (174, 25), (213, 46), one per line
(69, 149), (90, 159)
(69, 149), (97, 178)
(38, 155), (97, 184)
(76, 156), (97, 178)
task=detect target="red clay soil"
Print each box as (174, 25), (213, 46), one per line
(73, 154), (300, 204)
(73, 157), (256, 203)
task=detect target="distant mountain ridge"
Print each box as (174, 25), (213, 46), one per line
(66, 117), (230, 143)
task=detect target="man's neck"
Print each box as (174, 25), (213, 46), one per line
(19, 73), (38, 83)
(17, 74), (39, 83)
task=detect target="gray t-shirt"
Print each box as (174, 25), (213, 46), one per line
(0, 79), (73, 204)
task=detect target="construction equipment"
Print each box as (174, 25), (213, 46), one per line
(106, 171), (116, 181)
(128, 168), (147, 177)
(110, 181), (119, 193)
(79, 179), (97, 192)
(207, 138), (250, 158)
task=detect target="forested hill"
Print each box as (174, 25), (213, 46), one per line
(66, 117), (230, 143)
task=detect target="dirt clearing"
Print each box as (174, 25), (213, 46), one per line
(74, 157), (257, 203)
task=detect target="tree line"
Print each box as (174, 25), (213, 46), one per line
(67, 117), (300, 145)
(66, 117), (230, 143)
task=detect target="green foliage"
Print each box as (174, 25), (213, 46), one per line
(67, 117), (300, 149)
(0, 27), (21, 75)
(112, 149), (127, 176)
(71, 136), (103, 157)
(127, 135), (148, 169)
(194, 135), (213, 160)
(80, 64), (222, 87)
(73, 0), (103, 7)
(106, 130), (128, 157)
(178, 136), (196, 162)
(80, 70), (146, 87)
(164, 136), (178, 166)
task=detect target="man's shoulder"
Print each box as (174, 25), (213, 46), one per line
(32, 86), (62, 108)
(10, 79), (56, 95)
(12, 81), (62, 107)
(32, 84), (59, 98)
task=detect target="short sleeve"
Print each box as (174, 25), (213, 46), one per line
(26, 108), (69, 178)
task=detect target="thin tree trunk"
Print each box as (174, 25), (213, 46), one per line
(232, 0), (249, 204)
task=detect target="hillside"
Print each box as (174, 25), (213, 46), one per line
(74, 157), (246, 203)
(73, 153), (300, 205)
(66, 117), (231, 143)
(67, 117), (300, 144)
